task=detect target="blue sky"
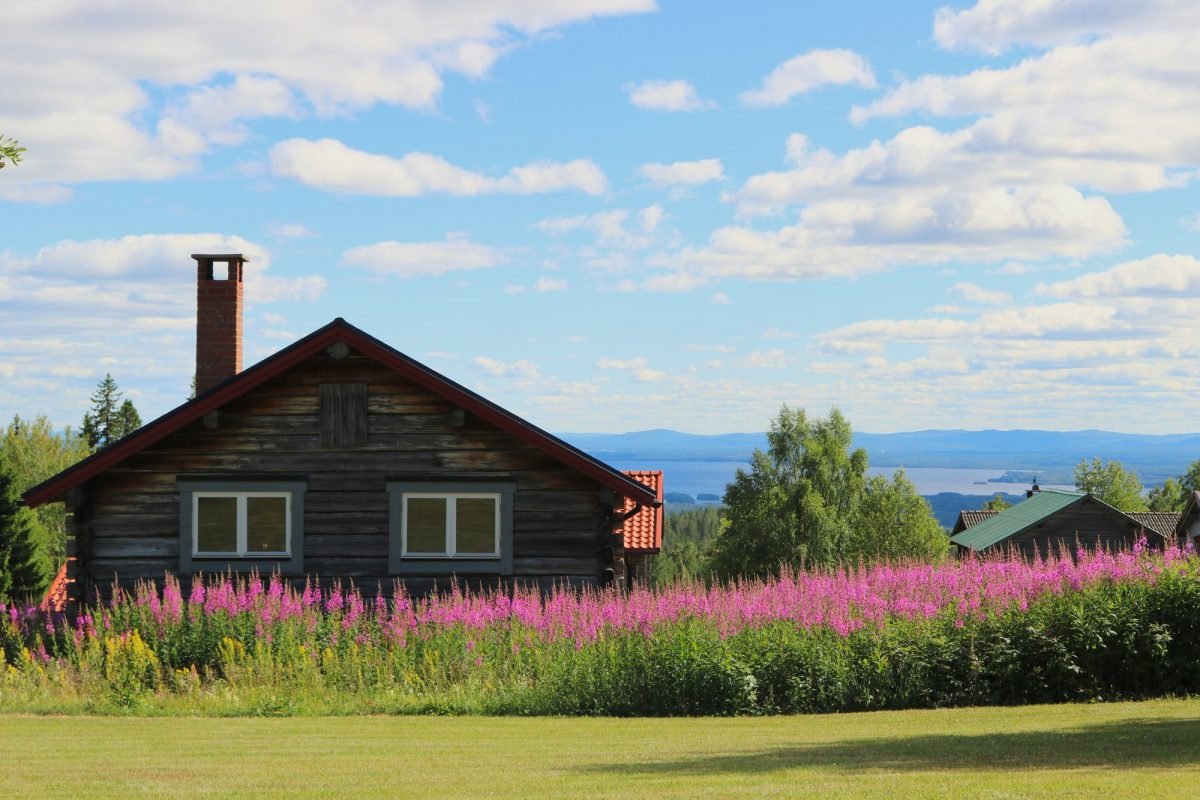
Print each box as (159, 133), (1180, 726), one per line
(2, 0), (1199, 435)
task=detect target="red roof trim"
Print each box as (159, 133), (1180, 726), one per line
(25, 318), (658, 509)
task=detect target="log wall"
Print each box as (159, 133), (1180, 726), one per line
(71, 348), (618, 599)
(1001, 499), (1163, 559)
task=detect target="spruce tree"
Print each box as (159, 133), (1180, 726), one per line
(115, 399), (142, 439)
(81, 374), (140, 449)
(0, 460), (46, 601)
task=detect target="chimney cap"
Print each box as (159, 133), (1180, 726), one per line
(191, 253), (249, 262)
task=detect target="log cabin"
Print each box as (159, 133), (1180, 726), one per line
(950, 487), (1179, 557)
(25, 254), (662, 604)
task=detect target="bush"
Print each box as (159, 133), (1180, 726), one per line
(0, 544), (1197, 715)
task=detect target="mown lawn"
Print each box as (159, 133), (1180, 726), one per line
(2, 699), (1198, 798)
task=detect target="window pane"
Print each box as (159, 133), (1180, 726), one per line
(456, 498), (497, 555)
(247, 496), (288, 553)
(407, 498), (447, 554)
(197, 497), (237, 553)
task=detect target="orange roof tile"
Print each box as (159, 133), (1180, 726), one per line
(620, 470), (663, 552)
(39, 562), (69, 613)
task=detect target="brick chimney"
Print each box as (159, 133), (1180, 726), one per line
(193, 253), (245, 395)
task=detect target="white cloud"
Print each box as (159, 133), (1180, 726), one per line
(742, 349), (788, 368)
(0, 0), (653, 198)
(595, 356), (666, 383)
(1038, 254), (1200, 299)
(808, 252), (1200, 430)
(740, 49), (876, 108)
(625, 80), (717, 112)
(270, 138), (607, 197)
(534, 276), (568, 292)
(632, 368), (667, 382)
(710, 292), (731, 305)
(1182, 213), (1200, 232)
(795, 258), (1200, 431)
(638, 205), (665, 233)
(596, 357), (649, 370)
(639, 159), (725, 188)
(166, 75), (299, 148)
(534, 206), (671, 259)
(341, 235), (503, 277)
(659, 182), (1125, 285)
(848, 34), (1200, 196)
(0, 232), (326, 426)
(933, 0), (1200, 53)
(734, 128), (1151, 216)
(472, 356), (540, 379)
(951, 281), (1012, 306)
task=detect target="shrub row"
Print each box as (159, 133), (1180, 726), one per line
(1, 553), (1197, 715)
(537, 569), (1200, 715)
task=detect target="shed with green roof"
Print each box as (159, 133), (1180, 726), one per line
(951, 489), (1173, 557)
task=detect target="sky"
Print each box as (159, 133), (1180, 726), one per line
(2, 0), (1199, 436)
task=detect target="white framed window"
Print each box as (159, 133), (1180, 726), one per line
(401, 493), (500, 558)
(178, 479), (306, 573)
(192, 492), (292, 557)
(387, 481), (515, 575)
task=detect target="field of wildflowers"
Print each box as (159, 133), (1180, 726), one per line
(3, 539), (1199, 716)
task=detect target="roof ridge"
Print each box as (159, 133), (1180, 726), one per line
(25, 317), (658, 509)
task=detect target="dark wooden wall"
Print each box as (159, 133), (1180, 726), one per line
(999, 498), (1162, 559)
(71, 347), (618, 599)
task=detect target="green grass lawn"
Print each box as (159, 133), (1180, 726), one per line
(2, 699), (1198, 798)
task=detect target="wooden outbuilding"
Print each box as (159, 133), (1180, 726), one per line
(1177, 491), (1200, 547)
(951, 488), (1180, 557)
(24, 254), (662, 603)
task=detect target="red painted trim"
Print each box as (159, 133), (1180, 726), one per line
(24, 319), (658, 509)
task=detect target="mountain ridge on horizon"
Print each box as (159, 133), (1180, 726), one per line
(559, 428), (1200, 484)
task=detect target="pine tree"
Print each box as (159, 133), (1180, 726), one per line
(0, 460), (46, 601)
(81, 374), (140, 449)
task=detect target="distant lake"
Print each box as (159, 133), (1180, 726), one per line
(610, 460), (1075, 500)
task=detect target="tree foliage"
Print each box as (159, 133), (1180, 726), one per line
(81, 374), (141, 450)
(982, 493), (1013, 512)
(0, 134), (24, 169)
(1074, 457), (1147, 512)
(1147, 460), (1200, 512)
(0, 415), (90, 569)
(651, 505), (722, 586)
(850, 470), (950, 563)
(0, 460), (46, 600)
(707, 406), (948, 580)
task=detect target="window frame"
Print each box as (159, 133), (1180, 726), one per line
(192, 491), (293, 558)
(177, 479), (306, 574)
(400, 492), (501, 559)
(387, 481), (514, 576)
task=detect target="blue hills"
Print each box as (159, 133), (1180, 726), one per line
(560, 428), (1200, 485)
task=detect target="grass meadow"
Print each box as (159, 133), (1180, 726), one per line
(2, 699), (1199, 798)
